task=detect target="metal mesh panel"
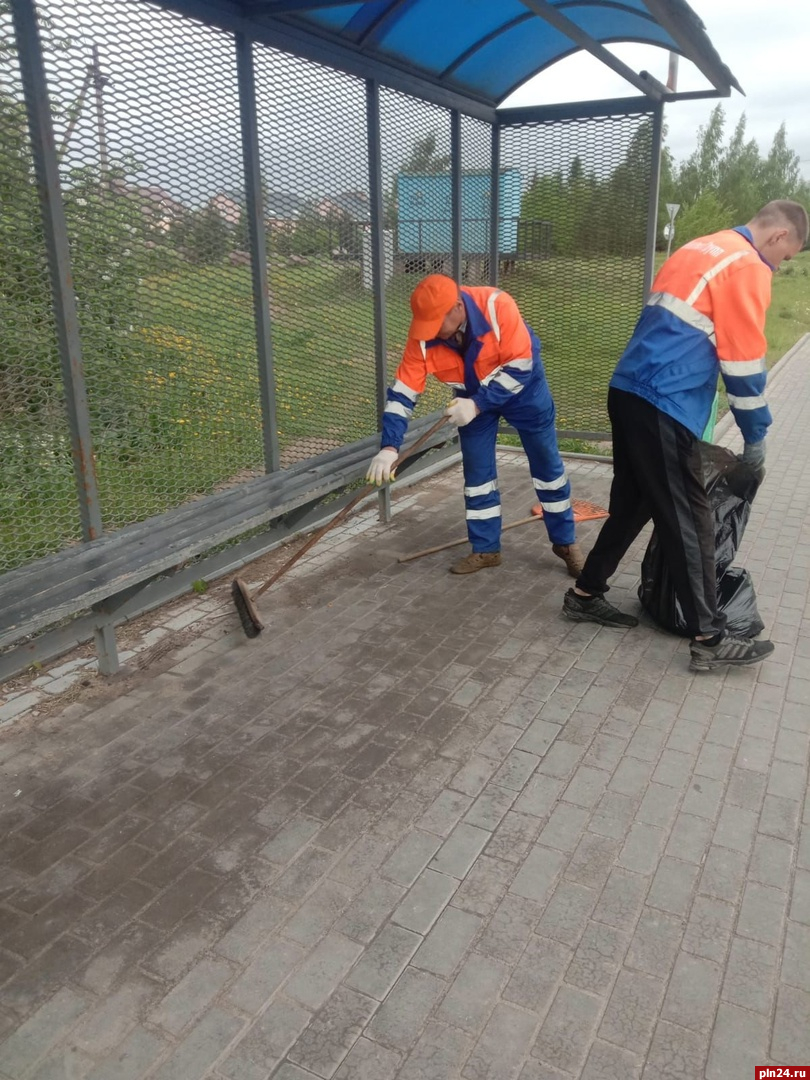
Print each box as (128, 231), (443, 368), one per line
(254, 47), (375, 464)
(500, 112), (653, 437)
(459, 113), (493, 287)
(36, 0), (263, 528)
(0, 1), (82, 573)
(379, 88), (451, 418)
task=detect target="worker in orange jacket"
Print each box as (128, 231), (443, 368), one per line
(562, 200), (809, 672)
(366, 274), (583, 577)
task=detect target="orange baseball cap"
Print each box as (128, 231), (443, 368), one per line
(408, 274), (460, 340)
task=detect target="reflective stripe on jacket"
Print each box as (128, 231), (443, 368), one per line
(610, 227), (773, 443)
(381, 286), (542, 449)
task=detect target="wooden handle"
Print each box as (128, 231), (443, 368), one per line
(397, 514), (540, 563)
(252, 415), (451, 600)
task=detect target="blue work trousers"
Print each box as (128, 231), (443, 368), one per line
(457, 379), (575, 552)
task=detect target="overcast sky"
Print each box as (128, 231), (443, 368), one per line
(503, 0), (810, 179)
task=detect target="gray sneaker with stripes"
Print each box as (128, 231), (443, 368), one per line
(689, 635), (774, 672)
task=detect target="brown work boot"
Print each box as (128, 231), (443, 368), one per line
(552, 542), (585, 578)
(449, 551), (502, 575)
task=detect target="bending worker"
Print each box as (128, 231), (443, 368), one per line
(366, 273), (583, 577)
(562, 199), (809, 672)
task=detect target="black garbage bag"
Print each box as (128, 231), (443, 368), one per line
(638, 442), (765, 638)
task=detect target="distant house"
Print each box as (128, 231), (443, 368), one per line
(209, 192), (241, 226)
(264, 189), (305, 233)
(315, 189), (370, 222)
(109, 179), (186, 231)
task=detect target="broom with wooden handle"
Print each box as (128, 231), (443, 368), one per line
(231, 414), (451, 638)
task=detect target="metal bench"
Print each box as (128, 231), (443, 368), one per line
(0, 416), (454, 681)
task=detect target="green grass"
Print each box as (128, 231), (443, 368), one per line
(2, 250), (809, 572)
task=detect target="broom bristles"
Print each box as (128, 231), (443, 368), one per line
(231, 578), (263, 638)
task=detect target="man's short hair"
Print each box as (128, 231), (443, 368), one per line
(751, 200), (809, 245)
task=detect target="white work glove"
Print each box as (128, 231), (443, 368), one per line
(445, 398), (479, 428)
(366, 447), (398, 485)
(741, 441), (766, 470)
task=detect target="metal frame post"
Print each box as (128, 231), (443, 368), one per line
(489, 122), (500, 286)
(451, 109), (462, 282)
(643, 101), (665, 299)
(366, 78), (392, 521)
(12, 0), (121, 673)
(236, 32), (280, 472)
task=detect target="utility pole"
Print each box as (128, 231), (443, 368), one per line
(91, 44), (109, 181)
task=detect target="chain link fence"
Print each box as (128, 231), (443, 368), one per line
(501, 110), (654, 437)
(2, 0), (655, 593)
(1, 0), (82, 572)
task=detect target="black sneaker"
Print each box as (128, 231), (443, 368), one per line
(562, 589), (639, 628)
(689, 635), (775, 672)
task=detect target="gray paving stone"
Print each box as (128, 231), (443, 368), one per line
(0, 987), (90, 1078)
(333, 878), (405, 944)
(625, 909), (684, 978)
(698, 845), (749, 903)
(509, 846), (566, 904)
(150, 956), (235, 1035)
(599, 968), (665, 1055)
(429, 822), (491, 879)
(565, 833), (621, 890)
(463, 1002), (538, 1080)
(218, 999), (312, 1080)
(713, 804), (758, 854)
(152, 1007), (245, 1080)
(642, 1020), (709, 1080)
(588, 792), (638, 841)
(411, 906), (481, 977)
(285, 933), (364, 1010)
(608, 757), (655, 799)
(84, 1027), (168, 1080)
(435, 951), (508, 1034)
(760, 793), (802, 842)
(418, 790), (474, 837)
(476, 896), (540, 965)
(396, 1021), (474, 1080)
(736, 881), (787, 945)
(618, 823), (666, 876)
(282, 880), (356, 947)
(260, 816), (322, 864)
(535, 881), (598, 947)
(512, 775), (566, 820)
(538, 803), (590, 853)
(487, 812), (544, 864)
(680, 776), (724, 821)
(771, 984), (810, 1062)
(503, 936), (571, 1014)
(391, 869), (458, 935)
(492, 750), (541, 793)
(344, 924), (422, 1001)
(530, 985), (601, 1074)
(721, 935), (779, 1014)
(365, 967), (445, 1051)
(379, 830), (442, 887)
(227, 939), (304, 1013)
(466, 786), (520, 832)
(287, 986), (377, 1077)
(451, 756), (500, 798)
(581, 1040), (643, 1080)
(791, 868), (810, 925)
(681, 895), (735, 963)
(661, 953), (723, 1033)
(566, 920), (631, 994)
(333, 1036), (401, 1080)
(705, 1002), (769, 1080)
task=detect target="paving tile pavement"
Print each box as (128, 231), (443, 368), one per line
(0, 336), (809, 1079)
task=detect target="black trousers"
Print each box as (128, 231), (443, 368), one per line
(577, 388), (722, 638)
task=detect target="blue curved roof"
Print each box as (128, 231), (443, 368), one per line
(157, 0), (740, 115)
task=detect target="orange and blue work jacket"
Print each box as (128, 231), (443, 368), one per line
(381, 286), (546, 449)
(611, 226), (773, 444)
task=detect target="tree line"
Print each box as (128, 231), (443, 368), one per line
(518, 106), (809, 258)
